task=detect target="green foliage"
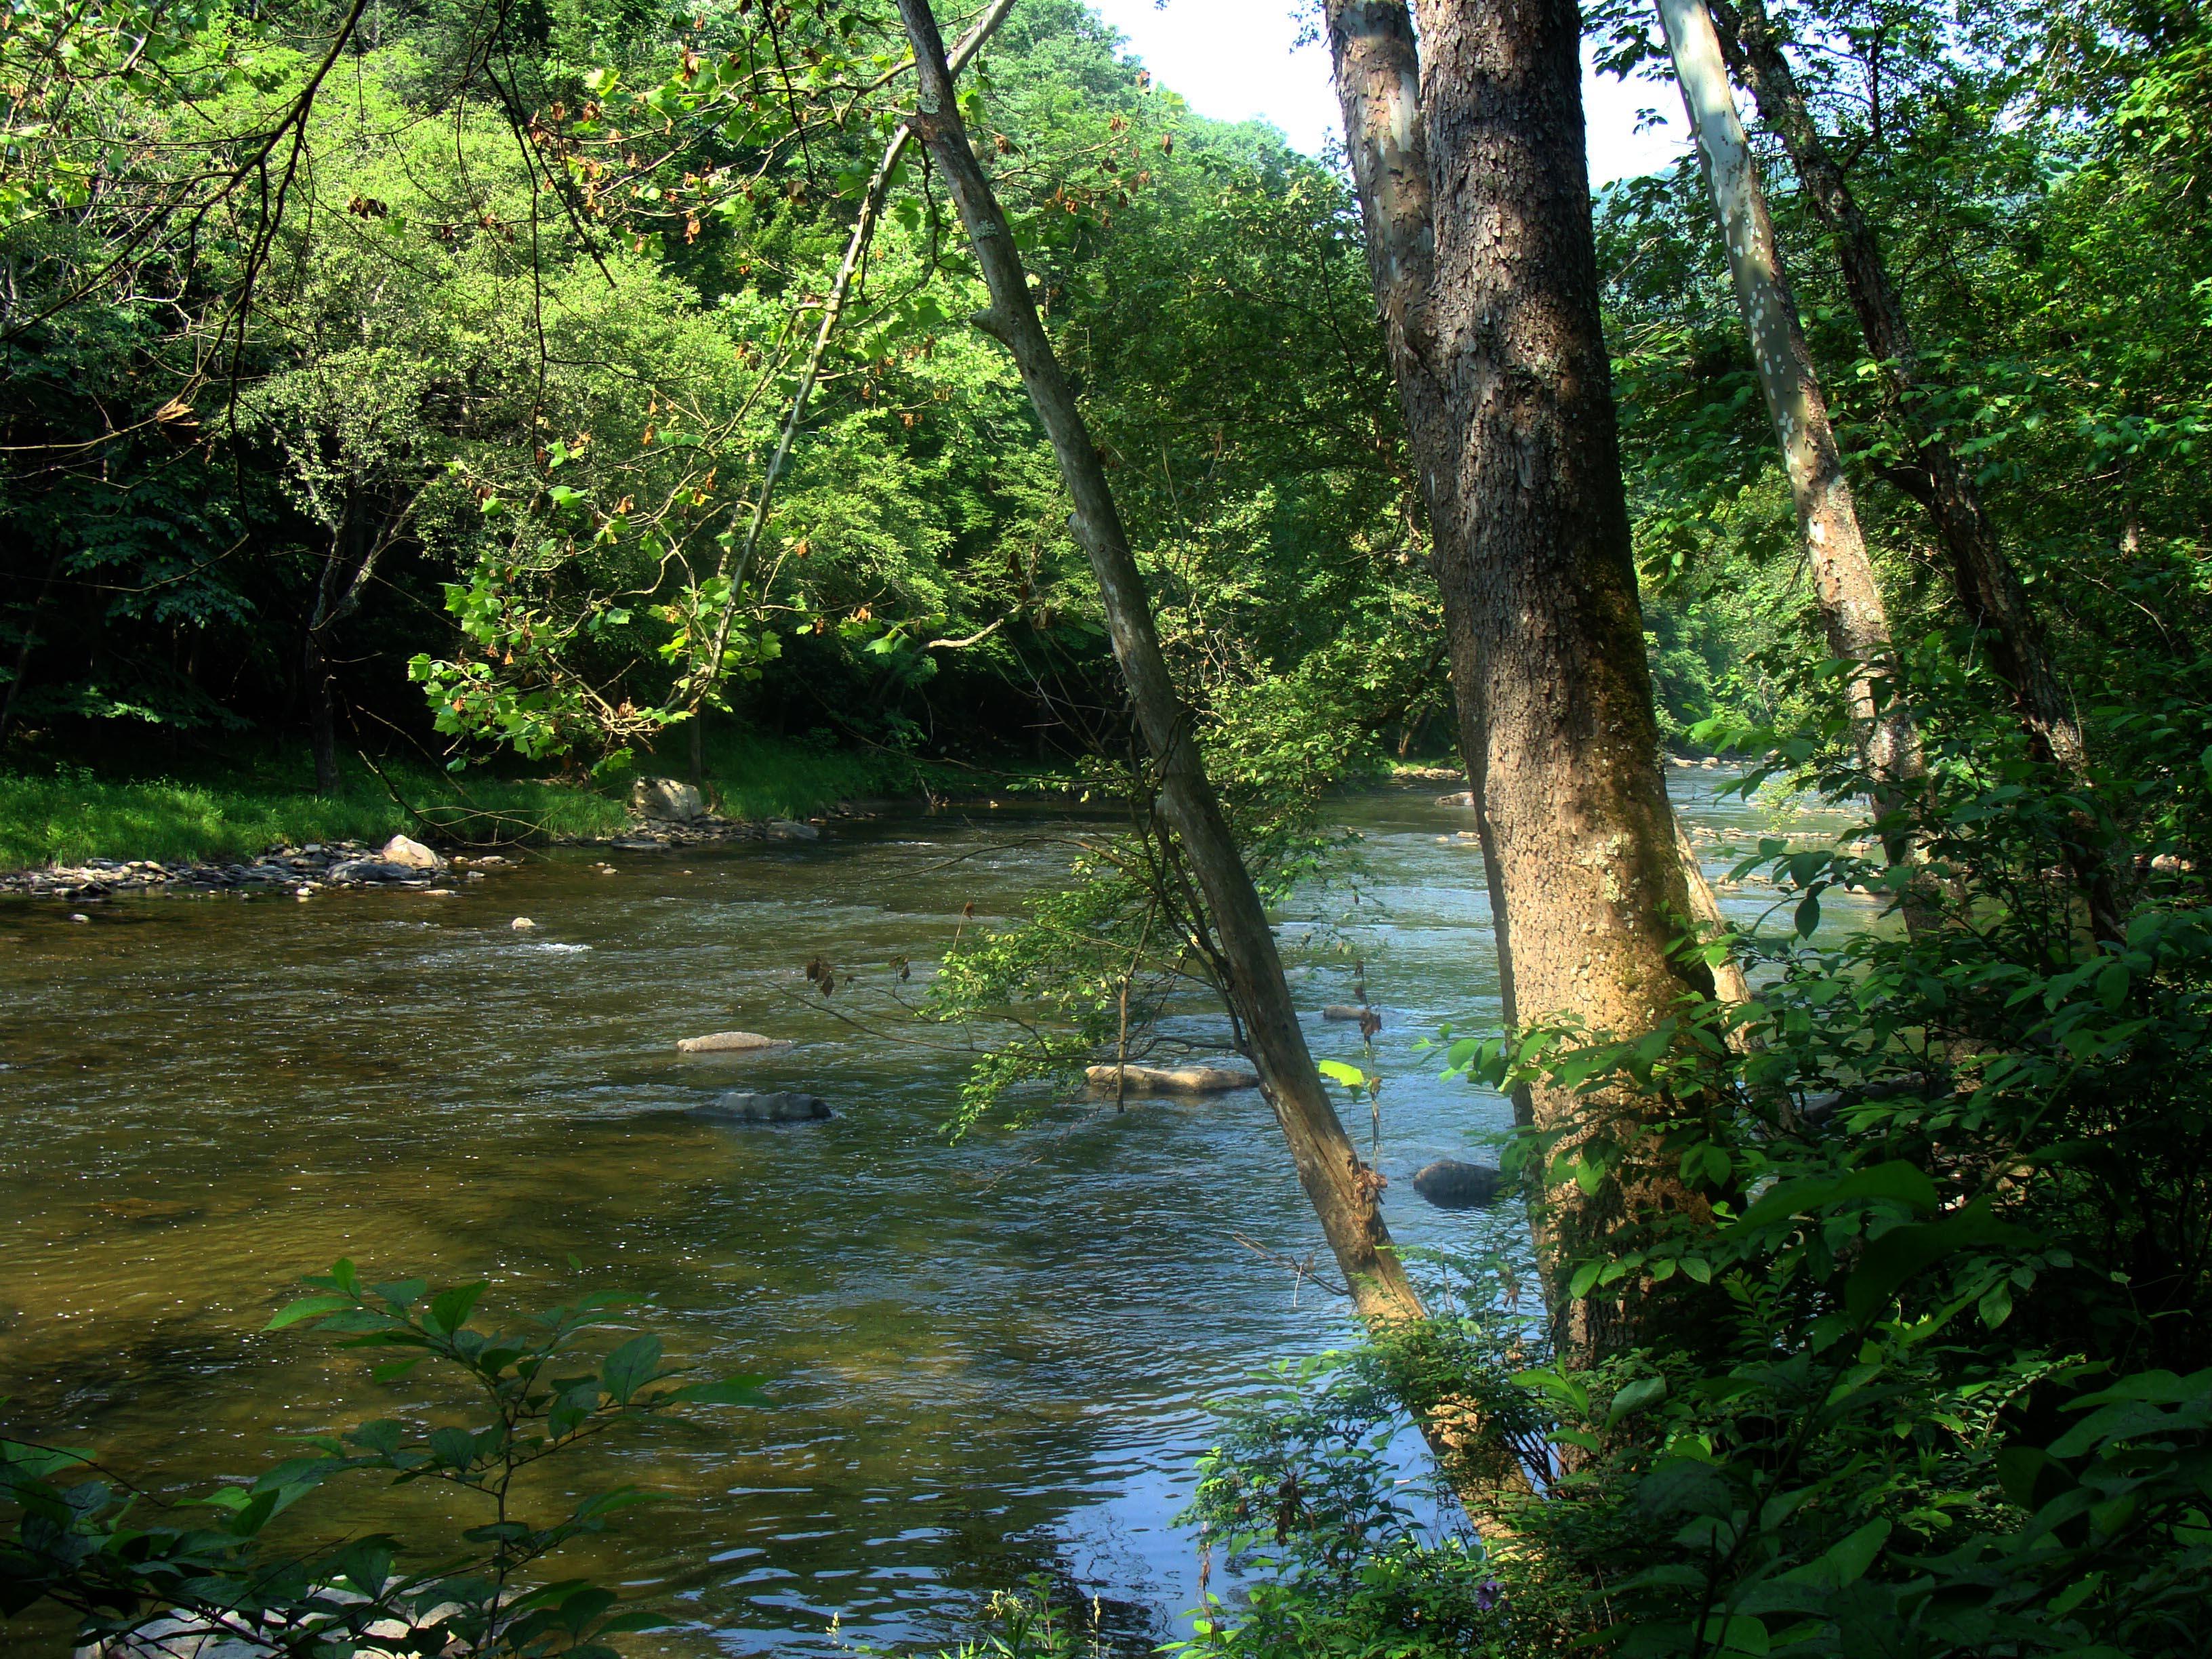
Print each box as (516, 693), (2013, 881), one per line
(2, 1259), (764, 1656)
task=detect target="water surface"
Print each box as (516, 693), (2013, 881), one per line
(0, 775), (1862, 1654)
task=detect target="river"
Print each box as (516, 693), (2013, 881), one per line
(0, 774), (1865, 1655)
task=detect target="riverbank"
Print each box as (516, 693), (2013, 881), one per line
(0, 733), (962, 878)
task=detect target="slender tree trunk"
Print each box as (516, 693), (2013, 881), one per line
(1706, 0), (2097, 768)
(305, 520), (354, 796)
(1656, 0), (1927, 876)
(895, 0), (1431, 1336)
(1711, 0), (2119, 938)
(693, 0), (1017, 704)
(1320, 0), (1528, 1019)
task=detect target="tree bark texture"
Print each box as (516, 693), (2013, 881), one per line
(1705, 0), (2088, 778)
(1420, 0), (1720, 1346)
(1655, 0), (1925, 860)
(1329, 0), (1724, 1353)
(1322, 0), (1525, 1009)
(893, 0), (1432, 1339)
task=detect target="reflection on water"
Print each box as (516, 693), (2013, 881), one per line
(0, 775), (1868, 1654)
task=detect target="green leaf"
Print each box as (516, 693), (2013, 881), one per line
(266, 1294), (357, 1331)
(1316, 1059), (1367, 1088)
(1607, 1375), (1668, 1425)
(660, 1376), (769, 1408)
(1729, 1161), (1938, 1233)
(427, 1282), (489, 1336)
(601, 1334), (663, 1404)
(1843, 1199), (2037, 1324)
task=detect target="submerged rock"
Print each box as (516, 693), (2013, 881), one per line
(1084, 1061), (1259, 1096)
(694, 1090), (833, 1124)
(326, 859), (423, 885)
(765, 819), (821, 842)
(630, 776), (704, 823)
(1411, 1159), (1507, 1210)
(675, 1031), (792, 1054)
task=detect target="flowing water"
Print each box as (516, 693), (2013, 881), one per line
(0, 774), (1867, 1655)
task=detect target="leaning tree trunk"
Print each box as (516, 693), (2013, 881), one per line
(1334, 0), (1721, 1358)
(893, 0), (1432, 1338)
(1655, 0), (1927, 875)
(1707, 0), (2118, 938)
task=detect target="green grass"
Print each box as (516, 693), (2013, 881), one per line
(0, 731), (941, 872)
(692, 729), (930, 821)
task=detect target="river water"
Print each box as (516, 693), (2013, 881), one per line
(0, 775), (1863, 1655)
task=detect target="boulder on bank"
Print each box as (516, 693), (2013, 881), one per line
(1084, 1061), (1258, 1096)
(379, 834), (443, 870)
(630, 776), (705, 823)
(1411, 1159), (1507, 1210)
(693, 1090), (832, 1124)
(676, 1031), (792, 1054)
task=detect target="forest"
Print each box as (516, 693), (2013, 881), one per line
(2, 0), (2209, 1652)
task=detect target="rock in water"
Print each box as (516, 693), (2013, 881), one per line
(327, 859), (423, 884)
(1411, 1159), (1506, 1210)
(676, 1031), (792, 1054)
(1084, 1061), (1258, 1096)
(380, 834), (443, 869)
(630, 776), (705, 823)
(693, 1090), (833, 1124)
(766, 819), (820, 842)
(1320, 1004), (1381, 1024)
(510, 916), (537, 930)
(1435, 790), (1476, 806)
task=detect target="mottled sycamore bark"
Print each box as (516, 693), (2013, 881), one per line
(893, 0), (1435, 1340)
(1656, 0), (1925, 868)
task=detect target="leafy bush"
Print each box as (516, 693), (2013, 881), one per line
(2, 1260), (764, 1656)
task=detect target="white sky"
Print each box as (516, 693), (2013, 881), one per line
(1084, 0), (1692, 185)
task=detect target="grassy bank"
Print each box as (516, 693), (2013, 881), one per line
(0, 732), (938, 872)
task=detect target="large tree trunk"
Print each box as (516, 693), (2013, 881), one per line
(1655, 0), (1926, 874)
(894, 0), (1431, 1338)
(1324, 0), (1723, 1357)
